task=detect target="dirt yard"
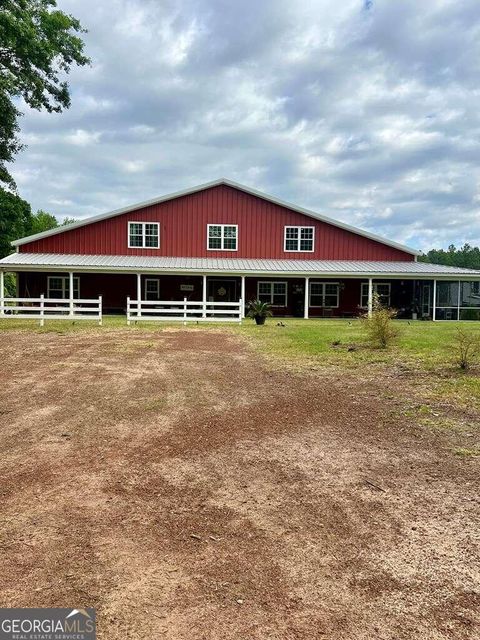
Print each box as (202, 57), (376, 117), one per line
(0, 329), (478, 639)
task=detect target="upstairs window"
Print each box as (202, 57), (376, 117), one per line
(310, 282), (340, 308)
(284, 226), (315, 252)
(207, 224), (238, 251)
(128, 222), (159, 249)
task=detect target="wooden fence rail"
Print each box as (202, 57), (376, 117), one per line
(0, 296), (103, 326)
(127, 297), (243, 325)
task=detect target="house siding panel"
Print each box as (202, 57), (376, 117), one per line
(19, 185), (413, 261)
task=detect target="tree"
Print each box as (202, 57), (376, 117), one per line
(0, 187), (31, 258)
(29, 209), (58, 235)
(0, 0), (89, 188)
(419, 244), (480, 270)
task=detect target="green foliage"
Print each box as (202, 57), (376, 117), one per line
(0, 0), (89, 187)
(453, 326), (478, 370)
(361, 294), (398, 349)
(4, 272), (16, 296)
(0, 88), (23, 189)
(0, 187), (61, 256)
(419, 244), (480, 270)
(0, 187), (32, 257)
(246, 299), (273, 319)
(61, 217), (77, 226)
(29, 209), (58, 235)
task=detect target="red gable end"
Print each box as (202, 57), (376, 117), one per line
(18, 184), (414, 261)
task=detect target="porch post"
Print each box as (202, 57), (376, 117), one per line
(368, 277), (373, 317)
(202, 275), (207, 318)
(457, 280), (461, 320)
(69, 271), (74, 317)
(432, 279), (437, 321)
(304, 277), (309, 319)
(0, 270), (4, 316)
(241, 276), (245, 318)
(137, 273), (141, 301)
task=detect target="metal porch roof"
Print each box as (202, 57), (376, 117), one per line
(1, 253), (480, 278)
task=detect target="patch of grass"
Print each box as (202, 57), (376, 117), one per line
(433, 376), (480, 412)
(143, 397), (167, 411)
(454, 447), (480, 457)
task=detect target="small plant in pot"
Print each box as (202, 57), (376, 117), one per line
(247, 299), (272, 325)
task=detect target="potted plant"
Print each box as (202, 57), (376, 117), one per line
(247, 299), (272, 325)
(410, 298), (420, 320)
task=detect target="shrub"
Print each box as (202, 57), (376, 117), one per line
(361, 294), (398, 349)
(246, 299), (273, 325)
(453, 326), (479, 370)
(4, 273), (16, 297)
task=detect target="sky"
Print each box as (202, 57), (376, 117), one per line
(10, 0), (480, 251)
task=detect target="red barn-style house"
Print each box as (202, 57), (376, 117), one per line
(1, 179), (480, 322)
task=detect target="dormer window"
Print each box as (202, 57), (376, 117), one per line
(128, 222), (159, 249)
(284, 226), (314, 252)
(207, 224), (238, 251)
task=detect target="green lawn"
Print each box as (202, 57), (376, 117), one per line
(236, 318), (480, 367)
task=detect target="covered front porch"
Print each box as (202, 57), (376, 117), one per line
(3, 269), (480, 321)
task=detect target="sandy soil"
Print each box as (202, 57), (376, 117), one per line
(0, 329), (478, 640)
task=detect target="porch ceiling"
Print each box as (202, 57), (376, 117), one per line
(1, 253), (480, 279)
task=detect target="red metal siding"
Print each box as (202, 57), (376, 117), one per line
(20, 185), (414, 261)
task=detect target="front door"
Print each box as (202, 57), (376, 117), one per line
(207, 279), (237, 302)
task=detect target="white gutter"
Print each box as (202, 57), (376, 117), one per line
(3, 264), (480, 280)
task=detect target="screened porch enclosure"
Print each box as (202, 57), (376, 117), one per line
(434, 281), (480, 320)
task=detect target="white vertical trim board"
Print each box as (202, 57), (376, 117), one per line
(367, 278), (373, 317)
(304, 277), (309, 319)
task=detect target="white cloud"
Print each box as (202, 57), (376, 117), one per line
(66, 129), (101, 147)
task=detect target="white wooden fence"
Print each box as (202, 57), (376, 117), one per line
(0, 295), (103, 326)
(127, 297), (243, 324)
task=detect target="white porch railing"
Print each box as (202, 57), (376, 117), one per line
(127, 297), (242, 324)
(0, 295), (103, 326)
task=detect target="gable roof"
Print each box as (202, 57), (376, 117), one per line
(11, 178), (420, 256)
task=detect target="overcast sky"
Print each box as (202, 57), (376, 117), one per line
(11, 0), (480, 251)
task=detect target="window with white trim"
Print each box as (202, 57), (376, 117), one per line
(257, 281), (287, 306)
(310, 282), (340, 308)
(128, 222), (159, 248)
(144, 278), (160, 301)
(47, 276), (80, 299)
(284, 226), (314, 252)
(360, 282), (391, 308)
(207, 224), (238, 251)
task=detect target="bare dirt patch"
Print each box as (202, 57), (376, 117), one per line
(0, 328), (478, 640)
